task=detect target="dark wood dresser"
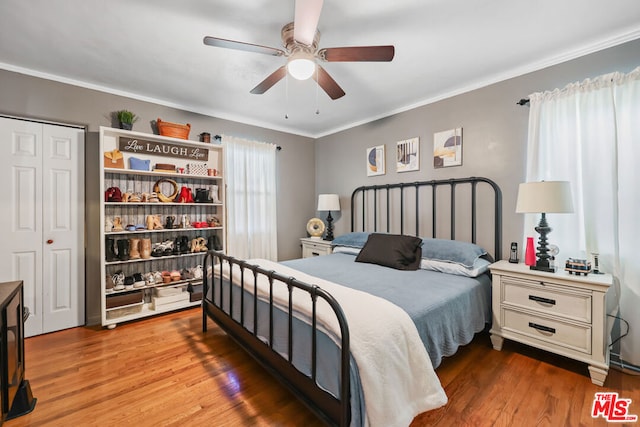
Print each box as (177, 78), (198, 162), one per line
(0, 281), (36, 424)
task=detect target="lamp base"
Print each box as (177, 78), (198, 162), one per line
(325, 212), (335, 241)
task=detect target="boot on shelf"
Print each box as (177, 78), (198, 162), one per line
(210, 185), (221, 203)
(173, 236), (185, 255)
(140, 238), (152, 259)
(194, 188), (212, 203)
(146, 215), (155, 231)
(129, 238), (141, 259)
(175, 187), (194, 203)
(105, 238), (118, 262)
(208, 235), (223, 251)
(116, 239), (130, 261)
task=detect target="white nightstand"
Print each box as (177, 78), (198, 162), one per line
(489, 260), (617, 386)
(300, 238), (333, 258)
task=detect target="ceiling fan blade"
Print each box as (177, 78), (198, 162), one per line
(294, 0), (324, 46)
(203, 36), (285, 57)
(250, 66), (287, 94)
(313, 65), (345, 100)
(318, 45), (395, 62)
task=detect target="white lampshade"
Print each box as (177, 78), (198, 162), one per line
(317, 194), (340, 211)
(515, 181), (574, 214)
(287, 51), (316, 80)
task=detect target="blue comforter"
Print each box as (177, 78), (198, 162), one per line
(282, 252), (491, 368)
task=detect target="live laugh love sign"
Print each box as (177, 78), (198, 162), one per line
(118, 137), (209, 161)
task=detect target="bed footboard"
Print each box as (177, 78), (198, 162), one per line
(202, 251), (351, 427)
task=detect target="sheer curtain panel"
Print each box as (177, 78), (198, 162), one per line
(222, 135), (278, 260)
(525, 66), (640, 367)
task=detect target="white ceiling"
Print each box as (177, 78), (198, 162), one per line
(1, 0), (639, 138)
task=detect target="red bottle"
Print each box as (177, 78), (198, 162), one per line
(525, 237), (536, 266)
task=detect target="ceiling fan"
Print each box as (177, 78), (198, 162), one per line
(203, 0), (394, 100)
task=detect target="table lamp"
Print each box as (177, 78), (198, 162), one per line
(515, 181), (574, 272)
(317, 194), (340, 241)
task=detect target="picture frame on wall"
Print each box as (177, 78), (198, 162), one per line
(396, 137), (419, 172)
(433, 128), (462, 168)
(366, 145), (386, 176)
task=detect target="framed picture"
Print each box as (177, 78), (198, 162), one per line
(433, 128), (462, 168)
(396, 137), (419, 172)
(366, 145), (385, 176)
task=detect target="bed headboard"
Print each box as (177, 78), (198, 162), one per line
(350, 177), (502, 260)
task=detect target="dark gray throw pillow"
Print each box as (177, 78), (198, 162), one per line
(355, 233), (422, 270)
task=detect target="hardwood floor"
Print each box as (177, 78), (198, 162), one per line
(6, 308), (639, 426)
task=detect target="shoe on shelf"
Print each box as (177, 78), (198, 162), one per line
(143, 272), (155, 286)
(151, 242), (165, 257)
(153, 214), (164, 230)
(161, 271), (171, 284)
(105, 187), (122, 202)
(162, 240), (174, 256)
(181, 268), (194, 280)
(112, 272), (125, 291)
(105, 274), (115, 292)
(133, 272), (146, 288)
(122, 190), (133, 203)
(191, 265), (203, 279)
(112, 216), (124, 232)
(153, 271), (163, 284)
(165, 215), (176, 229)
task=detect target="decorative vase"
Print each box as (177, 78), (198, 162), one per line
(119, 122), (133, 130)
(525, 237), (536, 266)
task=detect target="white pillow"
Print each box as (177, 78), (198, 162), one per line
(332, 246), (361, 256)
(420, 257), (491, 277)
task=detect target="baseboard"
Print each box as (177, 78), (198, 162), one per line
(610, 353), (640, 374)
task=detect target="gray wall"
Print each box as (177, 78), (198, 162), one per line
(0, 69), (315, 261)
(315, 38), (640, 259)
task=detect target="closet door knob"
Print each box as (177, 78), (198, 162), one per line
(46, 239), (54, 244)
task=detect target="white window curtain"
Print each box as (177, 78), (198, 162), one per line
(222, 135), (278, 260)
(524, 66), (640, 366)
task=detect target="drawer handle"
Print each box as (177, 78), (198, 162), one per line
(529, 322), (556, 334)
(529, 295), (556, 305)
(311, 252), (320, 256)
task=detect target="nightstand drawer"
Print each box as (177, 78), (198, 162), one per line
(300, 238), (333, 258)
(502, 277), (591, 323)
(503, 308), (592, 354)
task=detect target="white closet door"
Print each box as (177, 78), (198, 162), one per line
(42, 125), (84, 334)
(0, 117), (84, 337)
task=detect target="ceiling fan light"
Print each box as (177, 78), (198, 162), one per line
(287, 55), (316, 80)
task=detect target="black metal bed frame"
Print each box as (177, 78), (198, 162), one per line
(202, 177), (502, 427)
(202, 254), (351, 426)
(351, 177), (502, 260)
